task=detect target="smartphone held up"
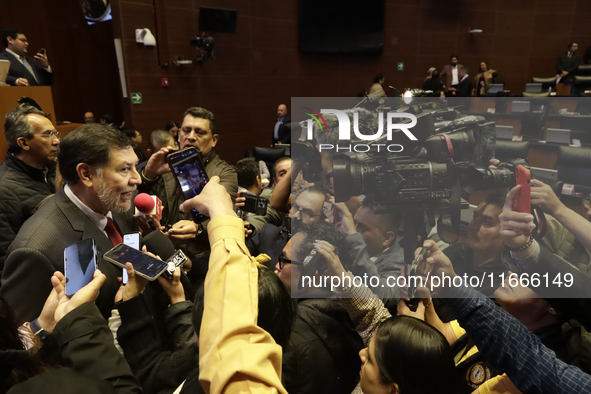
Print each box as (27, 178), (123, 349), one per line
(166, 148), (209, 223)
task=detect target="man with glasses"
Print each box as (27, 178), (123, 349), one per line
(247, 187), (326, 270)
(273, 222), (363, 394)
(0, 105), (58, 273)
(0, 27), (54, 86)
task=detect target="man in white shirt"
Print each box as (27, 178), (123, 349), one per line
(0, 123), (140, 321)
(441, 55), (463, 94)
(0, 27), (54, 86)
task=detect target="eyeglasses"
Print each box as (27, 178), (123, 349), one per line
(290, 202), (320, 222)
(37, 130), (61, 140)
(278, 254), (303, 269)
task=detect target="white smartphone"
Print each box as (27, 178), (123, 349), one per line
(122, 232), (141, 284)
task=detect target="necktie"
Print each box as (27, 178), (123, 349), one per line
(105, 217), (123, 246)
(20, 56), (38, 83)
(568, 52), (572, 58)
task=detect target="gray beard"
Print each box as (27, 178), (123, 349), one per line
(96, 170), (133, 213)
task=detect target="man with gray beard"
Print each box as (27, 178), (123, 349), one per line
(1, 124), (142, 321)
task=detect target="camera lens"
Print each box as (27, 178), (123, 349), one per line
(332, 154), (371, 202)
(463, 166), (515, 193)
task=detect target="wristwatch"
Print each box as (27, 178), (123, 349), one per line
(29, 318), (51, 342)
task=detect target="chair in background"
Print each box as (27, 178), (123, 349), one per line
(494, 140), (531, 164)
(555, 146), (591, 187)
(253, 146), (286, 177)
(576, 64), (591, 76)
(573, 76), (591, 96)
(522, 92), (551, 97)
(520, 111), (547, 140)
(532, 77), (556, 92)
(560, 114), (591, 142)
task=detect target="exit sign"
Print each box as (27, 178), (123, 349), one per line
(131, 93), (143, 104)
(397, 62), (404, 71)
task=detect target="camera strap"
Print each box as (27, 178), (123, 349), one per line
(438, 133), (455, 158)
(437, 160), (462, 244)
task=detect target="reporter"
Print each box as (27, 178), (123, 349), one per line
(0, 270), (141, 394)
(500, 185), (591, 329)
(180, 176), (288, 394)
(315, 241), (456, 394)
(115, 259), (295, 394)
(530, 179), (591, 273)
(421, 236), (591, 394)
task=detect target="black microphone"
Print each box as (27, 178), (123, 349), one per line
(142, 230), (188, 278)
(138, 231), (195, 321)
(142, 230), (176, 260)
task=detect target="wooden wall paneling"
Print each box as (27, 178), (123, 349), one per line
(0, 0), (123, 125)
(154, 0), (171, 66)
(103, 0), (591, 165)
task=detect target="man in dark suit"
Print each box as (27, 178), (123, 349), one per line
(273, 104), (291, 144)
(440, 55), (463, 93)
(0, 27), (54, 86)
(557, 42), (581, 83)
(449, 67), (472, 97)
(0, 124), (140, 321)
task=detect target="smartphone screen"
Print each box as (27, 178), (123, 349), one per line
(64, 238), (97, 297)
(122, 232), (141, 284)
(104, 243), (169, 281)
(167, 148), (209, 223)
(123, 233), (141, 250)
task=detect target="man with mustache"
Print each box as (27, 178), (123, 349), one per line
(0, 105), (58, 274)
(1, 123), (141, 321)
(139, 107), (237, 280)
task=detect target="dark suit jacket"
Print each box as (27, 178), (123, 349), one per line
(421, 77), (444, 96)
(440, 63), (463, 92)
(556, 52), (581, 75)
(456, 76), (472, 97)
(246, 223), (289, 271)
(0, 187), (137, 322)
(5, 303), (141, 394)
(273, 117), (291, 144)
(0, 49), (54, 86)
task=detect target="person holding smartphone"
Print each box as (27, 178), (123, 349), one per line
(138, 107), (238, 278)
(0, 28), (54, 86)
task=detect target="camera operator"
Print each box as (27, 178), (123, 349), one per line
(333, 198), (405, 300)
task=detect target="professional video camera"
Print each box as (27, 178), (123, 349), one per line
(331, 107), (496, 207)
(461, 159), (529, 194)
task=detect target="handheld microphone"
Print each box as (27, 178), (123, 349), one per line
(142, 230), (187, 277)
(134, 193), (163, 219)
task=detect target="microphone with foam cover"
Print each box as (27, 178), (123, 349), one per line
(142, 230), (176, 260)
(143, 230), (189, 278)
(134, 193), (163, 219)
